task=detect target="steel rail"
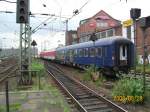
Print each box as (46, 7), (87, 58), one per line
(45, 62), (128, 112)
(0, 65), (18, 83)
(47, 70), (87, 112)
(0, 65), (15, 74)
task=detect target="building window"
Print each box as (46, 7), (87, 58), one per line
(101, 32), (106, 38)
(96, 33), (101, 39)
(107, 29), (114, 37)
(72, 34), (77, 39)
(97, 20), (108, 28)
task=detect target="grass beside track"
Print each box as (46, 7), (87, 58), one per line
(136, 64), (150, 74)
(0, 59), (71, 112)
(31, 59), (71, 112)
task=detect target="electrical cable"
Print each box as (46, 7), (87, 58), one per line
(32, 16), (54, 33)
(0, 0), (16, 3)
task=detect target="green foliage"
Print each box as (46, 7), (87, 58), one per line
(136, 64), (150, 73)
(0, 103), (21, 112)
(83, 65), (96, 81)
(93, 74), (105, 87)
(112, 77), (144, 103)
(145, 90), (150, 102)
(31, 59), (45, 77)
(31, 59), (44, 71)
(83, 65), (105, 87)
(83, 67), (93, 81)
(94, 79), (102, 86)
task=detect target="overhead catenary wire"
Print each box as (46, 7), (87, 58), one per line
(32, 15), (55, 33)
(0, 0), (16, 3)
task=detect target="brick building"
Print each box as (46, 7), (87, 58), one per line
(136, 22), (150, 55)
(135, 21), (150, 63)
(65, 30), (78, 45)
(77, 10), (122, 43)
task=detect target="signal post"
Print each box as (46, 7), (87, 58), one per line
(16, 0), (31, 85)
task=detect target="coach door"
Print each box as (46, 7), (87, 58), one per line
(119, 45), (128, 65)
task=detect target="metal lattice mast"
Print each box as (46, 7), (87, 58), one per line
(19, 23), (31, 84)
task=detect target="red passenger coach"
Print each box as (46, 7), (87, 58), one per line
(40, 49), (56, 60)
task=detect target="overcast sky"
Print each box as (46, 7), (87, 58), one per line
(0, 0), (150, 52)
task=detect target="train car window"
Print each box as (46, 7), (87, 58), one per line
(83, 49), (85, 57)
(120, 45), (127, 60)
(62, 50), (65, 58)
(90, 48), (95, 57)
(74, 49), (78, 57)
(81, 49), (84, 57)
(122, 45), (127, 57)
(85, 48), (88, 57)
(72, 50), (75, 56)
(103, 47), (107, 57)
(96, 48), (102, 57)
(79, 49), (84, 57)
(69, 50), (73, 57)
(79, 49), (81, 57)
(66, 50), (69, 56)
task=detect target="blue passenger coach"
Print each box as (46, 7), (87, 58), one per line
(56, 36), (134, 75)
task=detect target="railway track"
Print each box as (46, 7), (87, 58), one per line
(0, 58), (18, 83)
(0, 64), (18, 83)
(45, 61), (128, 112)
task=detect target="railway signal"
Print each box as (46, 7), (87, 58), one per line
(16, 0), (29, 23)
(31, 40), (37, 58)
(130, 8), (141, 20)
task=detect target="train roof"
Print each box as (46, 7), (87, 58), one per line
(56, 36), (133, 50)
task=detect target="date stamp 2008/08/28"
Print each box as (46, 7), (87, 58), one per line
(113, 96), (144, 102)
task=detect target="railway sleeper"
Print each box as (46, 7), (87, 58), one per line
(85, 104), (110, 111)
(87, 108), (113, 112)
(76, 94), (95, 99)
(76, 93), (92, 96)
(81, 101), (105, 106)
(78, 98), (99, 103)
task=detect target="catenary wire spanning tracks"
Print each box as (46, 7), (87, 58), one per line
(45, 61), (128, 112)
